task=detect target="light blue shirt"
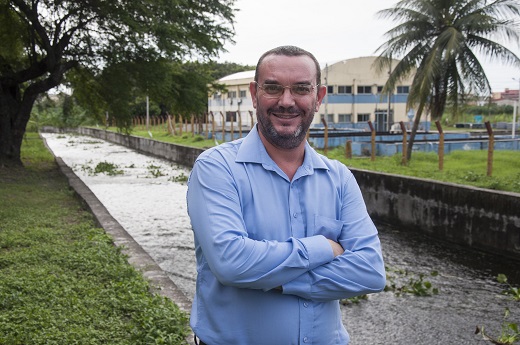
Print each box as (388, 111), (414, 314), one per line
(187, 125), (385, 345)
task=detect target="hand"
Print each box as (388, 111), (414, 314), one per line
(328, 239), (344, 257)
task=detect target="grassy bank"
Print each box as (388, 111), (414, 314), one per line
(328, 148), (520, 194)
(115, 127), (520, 194)
(0, 133), (189, 344)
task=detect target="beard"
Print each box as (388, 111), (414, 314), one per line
(257, 105), (315, 150)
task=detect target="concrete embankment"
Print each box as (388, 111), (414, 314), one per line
(70, 127), (520, 260)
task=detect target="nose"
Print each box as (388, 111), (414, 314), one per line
(277, 87), (296, 107)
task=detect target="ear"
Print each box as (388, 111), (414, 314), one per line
(315, 85), (327, 112)
(249, 82), (258, 109)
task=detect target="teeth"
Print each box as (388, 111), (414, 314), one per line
(273, 113), (298, 118)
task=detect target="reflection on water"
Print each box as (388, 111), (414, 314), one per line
(344, 222), (519, 345)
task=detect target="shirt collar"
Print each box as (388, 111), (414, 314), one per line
(236, 125), (329, 172)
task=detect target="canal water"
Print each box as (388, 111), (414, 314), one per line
(41, 133), (519, 345)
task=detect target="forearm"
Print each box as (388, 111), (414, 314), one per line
(281, 235), (385, 301)
(196, 233), (334, 290)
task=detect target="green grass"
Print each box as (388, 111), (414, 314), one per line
(111, 126), (520, 194)
(326, 148), (520, 194)
(128, 127), (216, 149)
(0, 133), (189, 344)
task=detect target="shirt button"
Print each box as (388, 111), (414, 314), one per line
(293, 212), (297, 218)
(303, 302), (308, 308)
(303, 337), (309, 343)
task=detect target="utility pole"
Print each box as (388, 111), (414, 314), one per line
(324, 63), (329, 124)
(387, 61), (392, 131)
(513, 78), (520, 138)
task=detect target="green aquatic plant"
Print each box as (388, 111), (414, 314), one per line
(476, 308), (519, 345)
(384, 267), (439, 297)
(476, 275), (519, 344)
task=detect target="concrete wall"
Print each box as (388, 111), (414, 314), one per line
(78, 127), (202, 168)
(352, 170), (520, 260)
(75, 127), (520, 260)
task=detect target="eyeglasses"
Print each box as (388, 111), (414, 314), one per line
(254, 82), (319, 99)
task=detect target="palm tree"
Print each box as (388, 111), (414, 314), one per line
(374, 0), (520, 162)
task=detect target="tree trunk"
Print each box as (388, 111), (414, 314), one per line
(406, 102), (426, 162)
(1, 58), (76, 166)
(0, 82), (37, 166)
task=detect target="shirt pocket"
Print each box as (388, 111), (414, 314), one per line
(313, 214), (343, 241)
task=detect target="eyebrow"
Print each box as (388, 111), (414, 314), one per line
(262, 79), (313, 85)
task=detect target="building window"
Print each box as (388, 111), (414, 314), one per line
(326, 114), (334, 123)
(338, 114), (352, 123)
(239, 90), (246, 98)
(228, 91), (237, 99)
(357, 113), (370, 122)
(357, 86), (372, 94)
(214, 93), (221, 100)
(338, 85), (352, 94)
(327, 85), (334, 94)
(226, 111), (237, 122)
(397, 86), (410, 94)
(377, 86), (384, 94)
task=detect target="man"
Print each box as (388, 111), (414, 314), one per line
(187, 45), (385, 345)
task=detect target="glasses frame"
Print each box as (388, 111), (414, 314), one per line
(254, 81), (320, 99)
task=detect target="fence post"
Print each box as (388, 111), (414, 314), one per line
(249, 110), (254, 129)
(220, 112), (225, 142)
(345, 140), (352, 159)
(485, 121), (494, 177)
(230, 114), (234, 141)
(210, 112), (216, 142)
(321, 118), (328, 155)
(238, 111), (242, 138)
(399, 121), (407, 165)
(367, 121), (376, 161)
(167, 115), (172, 134)
(205, 113), (209, 139)
(435, 120), (444, 171)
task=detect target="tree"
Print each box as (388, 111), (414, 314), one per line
(0, 0), (235, 166)
(67, 59), (254, 133)
(206, 61), (255, 80)
(374, 0), (520, 162)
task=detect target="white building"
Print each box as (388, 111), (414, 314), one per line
(207, 56), (419, 132)
(207, 70), (256, 130)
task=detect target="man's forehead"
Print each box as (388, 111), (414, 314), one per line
(258, 55), (317, 82)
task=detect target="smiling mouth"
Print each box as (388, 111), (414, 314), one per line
(271, 113), (300, 120)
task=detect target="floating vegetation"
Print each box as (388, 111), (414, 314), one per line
(147, 164), (165, 178)
(384, 267), (439, 297)
(169, 172), (189, 184)
(77, 160), (124, 176)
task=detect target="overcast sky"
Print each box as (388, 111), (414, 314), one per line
(217, 0), (520, 92)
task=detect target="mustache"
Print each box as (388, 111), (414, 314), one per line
(268, 106), (300, 115)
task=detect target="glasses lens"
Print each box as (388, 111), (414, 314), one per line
(259, 83), (315, 98)
(262, 84), (283, 96)
(291, 85), (313, 95)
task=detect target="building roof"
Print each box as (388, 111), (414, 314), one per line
(219, 70), (255, 81)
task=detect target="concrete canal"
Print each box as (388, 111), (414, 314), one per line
(41, 133), (519, 345)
